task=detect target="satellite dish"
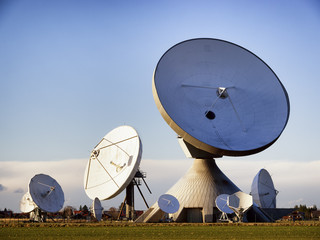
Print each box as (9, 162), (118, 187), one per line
(152, 38), (290, 156)
(251, 169), (278, 208)
(158, 194), (180, 214)
(20, 192), (36, 213)
(215, 194), (233, 214)
(227, 191), (253, 221)
(29, 174), (64, 213)
(91, 197), (103, 221)
(84, 125), (142, 200)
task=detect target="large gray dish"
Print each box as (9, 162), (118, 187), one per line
(29, 174), (64, 213)
(251, 169), (277, 208)
(153, 38), (290, 156)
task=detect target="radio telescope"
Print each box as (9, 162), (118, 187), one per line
(158, 194), (180, 214)
(227, 191), (253, 222)
(84, 125), (142, 200)
(29, 174), (65, 213)
(152, 38), (289, 156)
(91, 197), (103, 221)
(155, 194), (180, 222)
(251, 169), (278, 208)
(215, 194), (233, 222)
(84, 125), (151, 220)
(137, 38), (289, 223)
(20, 192), (36, 213)
(26, 174), (65, 222)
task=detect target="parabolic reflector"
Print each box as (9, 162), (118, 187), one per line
(84, 125), (142, 200)
(152, 38), (290, 156)
(158, 194), (180, 214)
(20, 192), (37, 213)
(227, 191), (253, 215)
(251, 169), (277, 208)
(29, 174), (65, 213)
(92, 197), (103, 221)
(215, 194), (233, 214)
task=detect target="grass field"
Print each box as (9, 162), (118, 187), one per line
(1, 221), (320, 240)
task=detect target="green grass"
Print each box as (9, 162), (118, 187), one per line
(1, 222), (320, 240)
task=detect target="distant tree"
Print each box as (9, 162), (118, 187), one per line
(294, 204), (317, 219)
(79, 205), (82, 211)
(82, 205), (89, 214)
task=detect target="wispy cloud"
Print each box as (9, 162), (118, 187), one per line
(0, 158), (319, 212)
(0, 159), (91, 212)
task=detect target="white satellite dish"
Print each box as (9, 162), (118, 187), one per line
(251, 169), (278, 208)
(91, 197), (103, 221)
(215, 194), (233, 214)
(227, 191), (253, 222)
(29, 174), (65, 213)
(152, 38), (290, 157)
(20, 192), (37, 213)
(158, 194), (180, 214)
(84, 125), (142, 200)
(215, 194), (233, 221)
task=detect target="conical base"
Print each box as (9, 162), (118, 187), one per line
(136, 158), (240, 223)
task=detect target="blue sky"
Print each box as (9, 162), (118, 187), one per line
(0, 1), (320, 212)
